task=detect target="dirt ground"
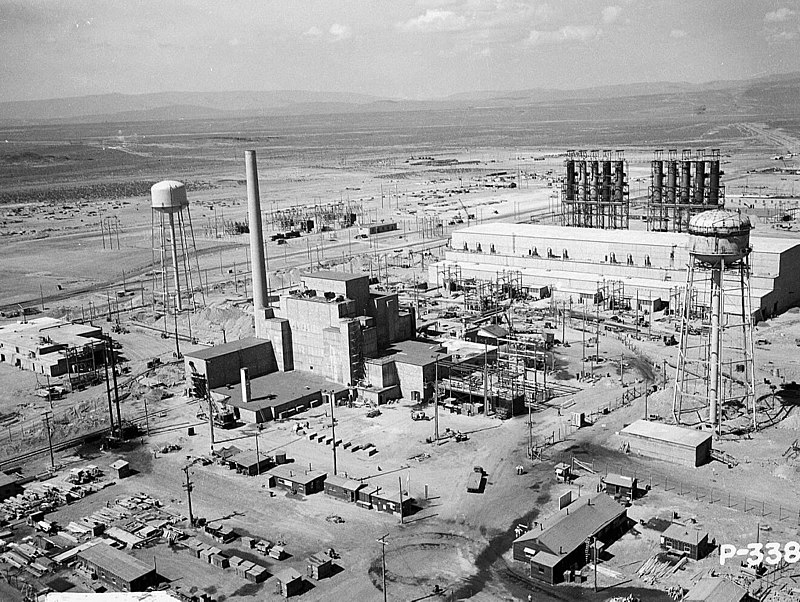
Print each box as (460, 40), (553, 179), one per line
(2, 118), (800, 600)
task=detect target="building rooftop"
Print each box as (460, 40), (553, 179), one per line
(230, 450), (269, 469)
(184, 337), (269, 362)
(0, 317), (104, 351)
(685, 576), (747, 602)
(110, 460), (129, 470)
(379, 339), (448, 367)
(662, 523), (708, 545)
(514, 494), (625, 557)
(453, 222), (800, 255)
(213, 370), (347, 412)
(275, 567), (303, 583)
(268, 464), (327, 485)
(325, 474), (365, 492)
(603, 474), (636, 489)
(77, 542), (155, 583)
(302, 270), (368, 283)
(620, 419), (712, 448)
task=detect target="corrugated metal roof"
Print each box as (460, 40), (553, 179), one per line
(325, 474), (365, 492)
(268, 465), (327, 485)
(78, 542), (154, 583)
(620, 419), (711, 448)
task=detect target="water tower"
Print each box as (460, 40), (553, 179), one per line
(151, 180), (203, 313)
(672, 209), (756, 433)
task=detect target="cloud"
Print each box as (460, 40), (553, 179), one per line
(670, 29), (687, 38)
(397, 9), (469, 33)
(767, 29), (799, 42)
(526, 24), (599, 45)
(328, 23), (352, 41)
(303, 26), (322, 36)
(765, 7), (795, 22)
(602, 6), (622, 24)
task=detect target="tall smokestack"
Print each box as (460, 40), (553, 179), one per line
(246, 150), (268, 311)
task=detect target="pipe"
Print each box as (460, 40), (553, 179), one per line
(246, 150), (268, 310)
(565, 160), (575, 201)
(168, 213), (183, 312)
(680, 160), (691, 204)
(694, 160), (706, 205)
(708, 160), (721, 205)
(709, 264), (722, 429)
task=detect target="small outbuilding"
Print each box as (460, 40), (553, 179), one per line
(306, 552), (334, 580)
(275, 567), (304, 598)
(110, 459), (132, 479)
(601, 473), (637, 501)
(619, 419), (712, 467)
(661, 523), (711, 560)
(230, 450), (272, 476)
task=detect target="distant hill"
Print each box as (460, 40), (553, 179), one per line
(2, 72), (800, 125)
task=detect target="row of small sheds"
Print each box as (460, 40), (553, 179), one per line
(183, 537), (268, 583)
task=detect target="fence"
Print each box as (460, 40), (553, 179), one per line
(552, 451), (800, 528)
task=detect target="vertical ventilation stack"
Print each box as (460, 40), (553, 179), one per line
(241, 367), (251, 404)
(246, 150), (268, 311)
(694, 150), (706, 205)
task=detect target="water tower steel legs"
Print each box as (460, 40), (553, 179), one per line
(708, 266), (722, 428)
(168, 212), (183, 312)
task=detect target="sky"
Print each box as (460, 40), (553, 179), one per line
(1, 0), (799, 102)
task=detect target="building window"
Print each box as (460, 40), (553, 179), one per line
(627, 254), (634, 266)
(490, 244), (496, 254)
(645, 255), (651, 267)
(476, 243), (482, 253)
(562, 249), (568, 259)
(547, 247), (554, 258)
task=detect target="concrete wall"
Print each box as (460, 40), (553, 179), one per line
(620, 433), (710, 467)
(185, 341), (276, 389)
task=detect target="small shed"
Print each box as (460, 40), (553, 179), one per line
(324, 474), (365, 502)
(618, 420), (712, 467)
(554, 462), (571, 483)
(466, 471), (484, 493)
(230, 450), (272, 476)
(246, 564), (269, 583)
(371, 487), (412, 516)
(602, 473), (637, 501)
(306, 552), (334, 580)
(275, 567), (304, 598)
(661, 523), (711, 560)
(210, 553), (230, 569)
(109, 459), (131, 479)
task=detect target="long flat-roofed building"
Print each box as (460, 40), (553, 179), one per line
(431, 223), (800, 318)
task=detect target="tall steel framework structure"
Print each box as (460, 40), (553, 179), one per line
(672, 210), (756, 434)
(151, 180), (204, 314)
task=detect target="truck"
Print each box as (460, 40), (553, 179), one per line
(411, 410), (428, 421)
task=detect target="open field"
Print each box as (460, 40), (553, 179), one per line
(1, 111), (800, 600)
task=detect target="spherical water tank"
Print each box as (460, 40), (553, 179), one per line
(688, 209), (751, 265)
(151, 180), (188, 213)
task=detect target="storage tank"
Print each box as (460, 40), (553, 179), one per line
(151, 180), (188, 213)
(565, 160), (576, 201)
(688, 210), (751, 265)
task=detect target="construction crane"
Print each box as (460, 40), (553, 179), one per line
(458, 198), (475, 225)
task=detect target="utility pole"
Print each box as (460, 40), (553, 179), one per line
(329, 392), (338, 476)
(42, 412), (55, 469)
(143, 394), (151, 436)
(434, 356), (440, 442)
(103, 341), (115, 436)
(644, 381), (649, 420)
(377, 534), (389, 602)
(399, 475), (404, 524)
(208, 390), (216, 448)
(107, 338), (122, 436)
(182, 466), (194, 526)
(255, 431), (261, 476)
